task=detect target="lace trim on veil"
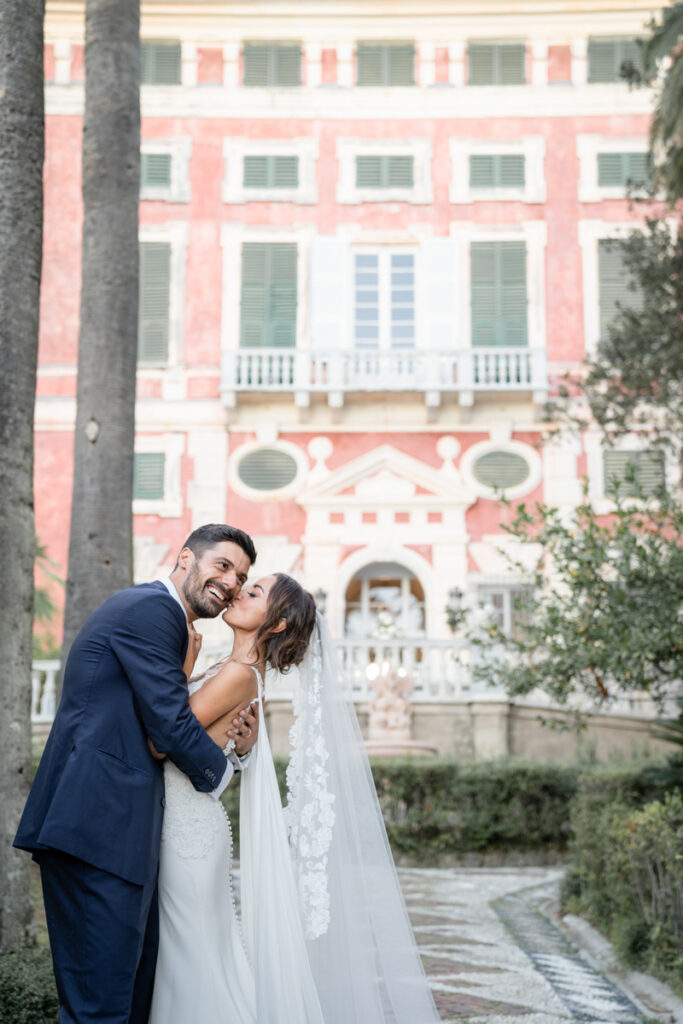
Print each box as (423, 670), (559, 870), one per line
(283, 629), (336, 940)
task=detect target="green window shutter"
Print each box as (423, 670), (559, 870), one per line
(240, 242), (297, 348)
(243, 156), (299, 189)
(356, 155), (413, 188)
(357, 44), (414, 86)
(138, 242), (171, 362)
(237, 448), (298, 490)
(141, 42), (181, 85)
(598, 152), (649, 187)
(598, 239), (643, 338)
(603, 450), (665, 497)
(141, 153), (172, 189)
(588, 38), (641, 82)
(243, 155), (269, 188)
(469, 44), (525, 85)
(470, 154), (525, 188)
(134, 453), (165, 500)
(472, 450), (530, 488)
(243, 43), (301, 86)
(272, 155), (299, 187)
(471, 241), (527, 347)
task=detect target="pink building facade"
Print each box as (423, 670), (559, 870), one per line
(38, 0), (674, 670)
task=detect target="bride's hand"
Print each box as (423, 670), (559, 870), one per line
(228, 700), (260, 756)
(182, 622), (202, 680)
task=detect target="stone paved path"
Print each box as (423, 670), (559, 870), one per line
(399, 867), (649, 1024)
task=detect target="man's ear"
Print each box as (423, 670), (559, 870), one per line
(271, 617), (286, 635)
(177, 547), (194, 572)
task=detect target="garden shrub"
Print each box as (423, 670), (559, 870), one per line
(0, 948), (58, 1024)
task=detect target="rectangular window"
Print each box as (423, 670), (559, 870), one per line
(588, 37), (641, 83)
(470, 241), (527, 347)
(141, 152), (172, 189)
(468, 43), (526, 85)
(356, 43), (415, 86)
(603, 450), (665, 497)
(138, 241), (171, 363)
(355, 155), (414, 189)
(240, 242), (297, 348)
(469, 154), (525, 189)
(133, 453), (165, 500)
(353, 249), (415, 350)
(243, 43), (301, 86)
(597, 151), (649, 188)
(598, 239), (643, 338)
(141, 42), (181, 85)
(478, 586), (531, 637)
(243, 155), (299, 189)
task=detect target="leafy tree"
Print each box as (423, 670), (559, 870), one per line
(0, 0), (45, 951)
(553, 216), (683, 448)
(468, 485), (683, 711)
(60, 0), (141, 683)
(33, 538), (64, 660)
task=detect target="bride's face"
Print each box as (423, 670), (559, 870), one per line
(221, 575), (277, 632)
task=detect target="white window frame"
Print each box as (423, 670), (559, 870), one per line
(474, 580), (532, 636)
(132, 434), (184, 518)
(449, 137), (545, 204)
(449, 220), (547, 353)
(577, 219), (639, 357)
(222, 137), (318, 205)
(351, 245), (418, 351)
(140, 138), (191, 203)
(336, 137), (433, 205)
(137, 222), (188, 369)
(577, 135), (649, 202)
(460, 438), (542, 500)
(227, 438), (308, 501)
(584, 430), (677, 511)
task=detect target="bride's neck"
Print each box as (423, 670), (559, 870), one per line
(228, 627), (260, 669)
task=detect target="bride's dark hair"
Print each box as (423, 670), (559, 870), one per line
(254, 573), (317, 673)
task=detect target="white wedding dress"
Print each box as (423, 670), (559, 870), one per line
(149, 665), (325, 1024)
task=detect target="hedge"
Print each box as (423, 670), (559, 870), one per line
(0, 949), (58, 1024)
(561, 766), (683, 994)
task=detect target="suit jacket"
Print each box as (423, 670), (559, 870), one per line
(14, 580), (228, 885)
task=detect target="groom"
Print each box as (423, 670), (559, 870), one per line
(15, 523), (259, 1024)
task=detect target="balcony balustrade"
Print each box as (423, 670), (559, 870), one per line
(221, 347), (548, 408)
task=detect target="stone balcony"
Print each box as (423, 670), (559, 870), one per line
(220, 347), (548, 413)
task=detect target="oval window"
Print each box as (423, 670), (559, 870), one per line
(472, 450), (530, 489)
(237, 448), (298, 491)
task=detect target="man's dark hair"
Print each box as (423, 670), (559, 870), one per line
(178, 524), (257, 565)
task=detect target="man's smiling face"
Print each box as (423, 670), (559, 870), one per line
(179, 541), (252, 619)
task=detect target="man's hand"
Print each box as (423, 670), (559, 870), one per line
(227, 700), (260, 757)
(182, 622), (203, 681)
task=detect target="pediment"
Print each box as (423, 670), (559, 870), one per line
(298, 444), (475, 506)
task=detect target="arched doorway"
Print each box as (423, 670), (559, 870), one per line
(344, 562), (425, 639)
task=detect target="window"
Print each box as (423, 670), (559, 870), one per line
(345, 563), (425, 638)
(472, 450), (530, 489)
(356, 43), (414, 86)
(598, 239), (643, 338)
(354, 250), (415, 350)
(470, 241), (527, 347)
(597, 151), (649, 189)
(603, 450), (665, 497)
(138, 242), (171, 362)
(243, 43), (301, 86)
(588, 37), (641, 83)
(468, 43), (526, 85)
(240, 242), (297, 348)
(141, 42), (181, 85)
(355, 155), (414, 189)
(470, 154), (525, 189)
(133, 453), (165, 500)
(243, 155), (299, 189)
(237, 447), (298, 490)
(141, 153), (172, 189)
(477, 585), (530, 637)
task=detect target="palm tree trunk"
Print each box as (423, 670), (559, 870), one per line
(61, 0), (140, 675)
(0, 0), (45, 952)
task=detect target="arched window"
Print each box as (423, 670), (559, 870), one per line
(344, 562), (425, 639)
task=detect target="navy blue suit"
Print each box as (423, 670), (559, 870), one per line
(15, 580), (228, 1023)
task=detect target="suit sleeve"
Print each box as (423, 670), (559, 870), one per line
(109, 596), (228, 793)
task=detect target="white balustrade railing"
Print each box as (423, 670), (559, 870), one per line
(221, 347), (546, 401)
(31, 660), (60, 723)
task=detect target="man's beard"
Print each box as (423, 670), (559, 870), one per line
(182, 561), (230, 618)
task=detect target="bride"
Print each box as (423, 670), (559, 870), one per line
(149, 572), (441, 1024)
